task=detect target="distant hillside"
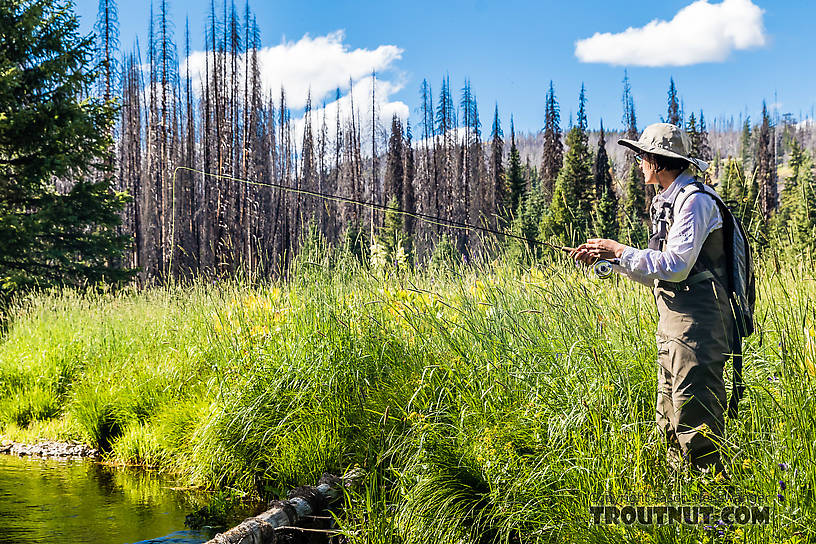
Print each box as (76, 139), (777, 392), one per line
(512, 120), (816, 189)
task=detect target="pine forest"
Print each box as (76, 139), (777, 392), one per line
(80, 1), (816, 284)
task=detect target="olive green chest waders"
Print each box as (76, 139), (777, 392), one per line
(650, 194), (734, 472)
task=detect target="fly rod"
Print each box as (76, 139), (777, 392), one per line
(170, 166), (616, 279)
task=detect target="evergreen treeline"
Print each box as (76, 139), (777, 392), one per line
(7, 0), (815, 291)
(0, 0), (131, 299)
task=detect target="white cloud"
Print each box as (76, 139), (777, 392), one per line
(256, 30), (403, 110)
(292, 75), (410, 154)
(574, 0), (767, 67)
(183, 30), (404, 110)
(181, 31), (407, 152)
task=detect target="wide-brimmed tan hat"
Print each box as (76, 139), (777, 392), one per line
(617, 122), (708, 172)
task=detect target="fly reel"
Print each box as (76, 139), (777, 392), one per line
(592, 259), (615, 279)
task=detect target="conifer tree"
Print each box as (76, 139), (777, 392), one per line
(622, 161), (646, 219)
(420, 79), (434, 144)
(384, 115), (404, 211)
(436, 75), (455, 136)
(698, 111), (712, 162)
(774, 138), (815, 252)
(574, 84), (594, 221)
(775, 139), (804, 228)
(458, 79), (479, 247)
(595, 186), (619, 240)
(506, 117), (525, 216)
(0, 0), (131, 295)
(620, 161), (648, 246)
(686, 112), (700, 158)
(718, 157), (734, 204)
(788, 153), (816, 250)
(710, 153), (720, 181)
(593, 122), (612, 196)
(515, 181), (546, 255)
(301, 93), (316, 222)
(740, 117), (753, 174)
(31, 1), (816, 278)
(541, 91), (593, 244)
(178, 16), (198, 273)
(94, 0), (120, 104)
(576, 84), (588, 133)
(489, 104), (506, 225)
(540, 81), (563, 201)
(726, 158), (746, 205)
(593, 122), (618, 238)
(417, 78), (437, 241)
(466, 92), (484, 236)
(622, 70), (638, 141)
(403, 121), (416, 239)
(621, 70), (650, 219)
(666, 77), (681, 126)
(460, 79), (475, 142)
(119, 50), (142, 270)
(436, 74), (455, 225)
(756, 102), (778, 222)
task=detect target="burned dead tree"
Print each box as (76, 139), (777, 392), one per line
(98, 0), (513, 281)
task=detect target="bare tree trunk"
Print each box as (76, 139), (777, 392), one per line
(120, 52), (142, 272)
(206, 470), (363, 544)
(370, 71), (377, 236)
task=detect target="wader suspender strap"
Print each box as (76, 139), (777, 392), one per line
(662, 181), (746, 418)
(654, 182), (720, 290)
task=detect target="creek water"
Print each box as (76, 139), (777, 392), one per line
(0, 454), (215, 544)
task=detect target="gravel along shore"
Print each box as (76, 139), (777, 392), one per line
(0, 439), (98, 459)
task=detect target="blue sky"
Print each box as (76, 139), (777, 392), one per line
(72, 0), (816, 134)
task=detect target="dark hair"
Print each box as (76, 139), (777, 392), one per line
(646, 153), (689, 173)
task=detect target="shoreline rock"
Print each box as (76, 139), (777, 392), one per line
(0, 438), (98, 459)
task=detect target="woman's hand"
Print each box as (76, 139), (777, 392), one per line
(570, 238), (625, 264)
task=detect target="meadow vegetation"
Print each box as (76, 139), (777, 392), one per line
(0, 246), (813, 543)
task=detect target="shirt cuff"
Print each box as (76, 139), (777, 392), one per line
(617, 245), (639, 272)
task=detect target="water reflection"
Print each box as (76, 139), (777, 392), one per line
(0, 455), (214, 544)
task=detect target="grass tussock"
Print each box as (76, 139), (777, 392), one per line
(0, 252), (813, 543)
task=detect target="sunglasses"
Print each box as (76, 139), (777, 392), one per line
(634, 153), (644, 165)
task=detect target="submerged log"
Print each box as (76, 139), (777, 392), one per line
(207, 469), (364, 544)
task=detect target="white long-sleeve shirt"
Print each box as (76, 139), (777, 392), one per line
(613, 171), (723, 287)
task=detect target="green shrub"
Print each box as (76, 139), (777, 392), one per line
(0, 385), (60, 427)
(111, 422), (166, 467)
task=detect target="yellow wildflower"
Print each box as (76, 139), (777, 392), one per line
(250, 325), (269, 337)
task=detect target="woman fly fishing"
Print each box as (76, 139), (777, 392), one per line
(572, 122), (743, 476)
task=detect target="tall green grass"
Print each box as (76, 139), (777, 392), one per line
(0, 252), (812, 543)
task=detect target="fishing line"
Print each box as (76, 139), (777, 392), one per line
(169, 166), (614, 278)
